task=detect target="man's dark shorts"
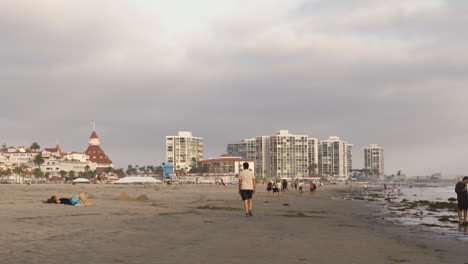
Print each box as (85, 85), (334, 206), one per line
(240, 190), (254, 201)
(458, 199), (468, 210)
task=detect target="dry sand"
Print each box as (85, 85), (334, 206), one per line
(1, 184), (467, 264)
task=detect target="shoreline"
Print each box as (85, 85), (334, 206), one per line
(1, 184), (467, 263)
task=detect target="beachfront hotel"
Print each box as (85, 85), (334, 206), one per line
(318, 136), (351, 181)
(0, 128), (114, 182)
(364, 144), (385, 177)
(85, 130), (113, 171)
(227, 130), (318, 179)
(165, 131), (203, 171)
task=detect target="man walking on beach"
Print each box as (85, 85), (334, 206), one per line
(239, 162), (256, 216)
(455, 176), (468, 225)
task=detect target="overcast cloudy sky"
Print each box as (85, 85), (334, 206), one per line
(1, 0), (467, 176)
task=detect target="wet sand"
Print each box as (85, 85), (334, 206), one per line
(1, 184), (467, 264)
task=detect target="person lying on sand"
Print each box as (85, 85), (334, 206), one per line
(45, 193), (93, 206)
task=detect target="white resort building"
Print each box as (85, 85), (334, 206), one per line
(0, 128), (114, 182)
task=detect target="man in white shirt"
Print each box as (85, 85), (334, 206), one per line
(238, 162), (256, 216)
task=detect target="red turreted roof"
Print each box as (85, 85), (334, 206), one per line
(90, 131), (99, 139)
(44, 145), (66, 156)
(85, 145), (112, 165)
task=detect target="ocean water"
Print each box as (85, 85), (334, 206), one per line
(380, 185), (468, 241)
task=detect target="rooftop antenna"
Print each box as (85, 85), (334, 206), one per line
(91, 120), (96, 131)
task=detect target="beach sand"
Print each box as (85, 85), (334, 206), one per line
(1, 184), (467, 264)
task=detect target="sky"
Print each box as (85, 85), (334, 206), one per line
(1, 0), (468, 177)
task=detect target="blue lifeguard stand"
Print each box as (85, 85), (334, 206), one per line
(163, 163), (174, 179)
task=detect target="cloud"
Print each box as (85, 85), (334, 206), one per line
(0, 0), (467, 176)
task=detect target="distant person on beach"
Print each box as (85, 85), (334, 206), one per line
(455, 177), (468, 225)
(310, 182), (316, 195)
(238, 162), (256, 216)
(282, 180), (288, 193)
(45, 193), (93, 206)
(273, 181), (280, 196)
(267, 181), (273, 196)
(298, 181), (304, 195)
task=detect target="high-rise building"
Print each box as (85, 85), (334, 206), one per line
(166, 131), (203, 171)
(364, 144), (384, 177)
(308, 138), (318, 175)
(318, 136), (350, 181)
(227, 136), (268, 177)
(228, 130), (312, 178)
(268, 130), (309, 179)
(347, 144), (353, 175)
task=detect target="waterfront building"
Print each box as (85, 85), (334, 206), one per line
(228, 130), (313, 178)
(0, 146), (37, 166)
(308, 138), (319, 175)
(364, 144), (385, 177)
(84, 130), (113, 172)
(199, 154), (254, 175)
(318, 136), (350, 181)
(347, 144), (353, 175)
(41, 145), (97, 176)
(0, 128), (113, 180)
(166, 131), (203, 171)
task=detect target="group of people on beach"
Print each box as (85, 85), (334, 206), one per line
(383, 183), (402, 195)
(238, 162), (319, 217)
(265, 179), (317, 196)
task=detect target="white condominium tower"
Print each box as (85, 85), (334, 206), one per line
(227, 130), (318, 178)
(268, 130), (309, 179)
(318, 136), (351, 181)
(364, 144), (384, 177)
(227, 136), (268, 178)
(347, 144), (353, 175)
(166, 131), (203, 171)
(308, 138), (319, 174)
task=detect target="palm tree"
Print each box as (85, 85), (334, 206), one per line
(308, 163), (318, 175)
(4, 168), (12, 183)
(59, 170), (67, 180)
(126, 165), (134, 175)
(33, 155), (45, 170)
(68, 170), (76, 180)
(115, 168), (125, 178)
(1, 143), (7, 152)
(33, 168), (43, 183)
(0, 170), (5, 182)
(30, 142), (40, 153)
(12, 166), (24, 183)
(104, 167), (113, 176)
